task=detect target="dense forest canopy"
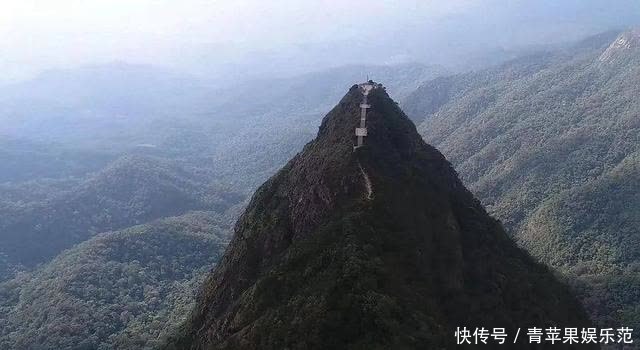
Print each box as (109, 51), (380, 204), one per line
(403, 29), (640, 336)
(0, 212), (233, 350)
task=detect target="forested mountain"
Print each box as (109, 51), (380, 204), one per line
(403, 29), (640, 334)
(163, 84), (593, 350)
(0, 61), (447, 348)
(0, 212), (233, 350)
(203, 63), (446, 191)
(521, 151), (640, 331)
(3, 31), (638, 346)
(0, 155), (243, 281)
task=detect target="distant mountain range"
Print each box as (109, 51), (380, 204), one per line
(0, 62), (445, 189)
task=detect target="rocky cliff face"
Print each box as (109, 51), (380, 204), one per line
(163, 84), (594, 349)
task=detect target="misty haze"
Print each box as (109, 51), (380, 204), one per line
(0, 1), (639, 349)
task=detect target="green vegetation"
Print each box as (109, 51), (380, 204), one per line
(521, 152), (640, 332)
(0, 155), (243, 281)
(2, 35), (637, 346)
(403, 30), (640, 334)
(0, 212), (232, 350)
(164, 86), (593, 350)
(0, 62), (443, 348)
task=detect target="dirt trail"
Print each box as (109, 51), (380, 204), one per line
(358, 161), (373, 200)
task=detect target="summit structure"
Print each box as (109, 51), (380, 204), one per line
(163, 84), (595, 350)
(354, 81), (382, 149)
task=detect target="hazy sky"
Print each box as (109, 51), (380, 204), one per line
(1, 0), (639, 83)
(0, 1), (469, 79)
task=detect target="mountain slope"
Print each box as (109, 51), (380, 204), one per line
(403, 30), (640, 334)
(0, 212), (232, 350)
(0, 155), (243, 281)
(520, 151), (640, 330)
(401, 30), (620, 125)
(163, 84), (593, 349)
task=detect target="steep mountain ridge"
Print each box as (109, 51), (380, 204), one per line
(163, 84), (593, 349)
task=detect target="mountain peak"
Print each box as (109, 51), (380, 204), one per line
(281, 81), (450, 235)
(316, 81), (444, 162)
(163, 84), (594, 349)
(599, 28), (640, 63)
